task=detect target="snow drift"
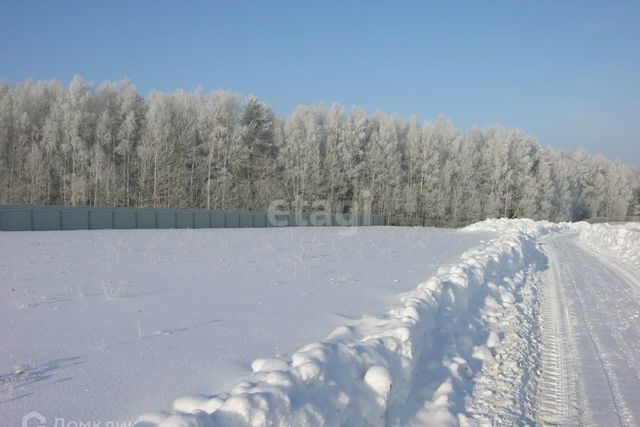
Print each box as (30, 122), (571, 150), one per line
(136, 220), (555, 427)
(576, 222), (640, 272)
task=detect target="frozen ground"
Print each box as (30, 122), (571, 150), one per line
(3, 221), (640, 427)
(0, 226), (493, 426)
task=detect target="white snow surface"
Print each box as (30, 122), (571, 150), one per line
(134, 219), (558, 427)
(5, 220), (639, 427)
(0, 226), (492, 426)
(576, 222), (640, 273)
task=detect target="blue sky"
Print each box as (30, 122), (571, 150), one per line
(1, 0), (639, 165)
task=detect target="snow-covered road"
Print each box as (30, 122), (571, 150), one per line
(539, 233), (640, 426)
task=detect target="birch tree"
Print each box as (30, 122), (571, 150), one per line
(1, 77), (638, 226)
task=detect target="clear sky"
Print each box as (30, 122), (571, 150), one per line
(1, 0), (639, 166)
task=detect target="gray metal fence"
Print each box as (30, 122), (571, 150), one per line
(0, 205), (385, 231)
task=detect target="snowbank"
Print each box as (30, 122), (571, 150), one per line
(577, 222), (640, 272)
(135, 220), (555, 427)
(464, 217), (568, 235)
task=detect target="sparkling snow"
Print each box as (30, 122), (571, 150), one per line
(0, 226), (492, 425)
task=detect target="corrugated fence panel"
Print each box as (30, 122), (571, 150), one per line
(239, 213), (253, 228)
(194, 212), (210, 229)
(33, 209), (61, 231)
(211, 212), (226, 228)
(268, 213), (288, 227)
(114, 210), (136, 229)
(176, 211), (194, 229)
(333, 213), (354, 226)
(156, 211), (176, 229)
(0, 205), (385, 231)
(1, 210), (32, 231)
(90, 210), (113, 229)
(62, 210), (90, 230)
(317, 213), (333, 226)
(225, 212), (240, 228)
(137, 210), (157, 229)
(253, 213), (266, 228)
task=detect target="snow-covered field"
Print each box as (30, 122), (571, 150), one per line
(0, 226), (493, 426)
(2, 220), (640, 427)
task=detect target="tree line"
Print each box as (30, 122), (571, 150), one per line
(1, 76), (638, 226)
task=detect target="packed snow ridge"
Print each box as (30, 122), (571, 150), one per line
(576, 222), (640, 273)
(137, 219), (564, 427)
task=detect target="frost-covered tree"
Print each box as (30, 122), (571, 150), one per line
(139, 92), (174, 207)
(116, 81), (145, 206)
(325, 104), (345, 209)
(482, 127), (510, 219)
(506, 130), (538, 219)
(340, 107), (368, 211)
(1, 77), (638, 226)
(421, 116), (455, 224)
(282, 105), (325, 209)
(633, 191), (640, 217)
(199, 90), (243, 209)
(240, 95), (275, 209)
(450, 129), (484, 225)
(532, 149), (554, 220)
(365, 113), (403, 216)
(60, 76), (93, 205)
(403, 115), (422, 222)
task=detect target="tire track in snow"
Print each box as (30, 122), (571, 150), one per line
(578, 239), (640, 303)
(537, 240), (582, 426)
(565, 238), (640, 426)
(540, 235), (640, 426)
